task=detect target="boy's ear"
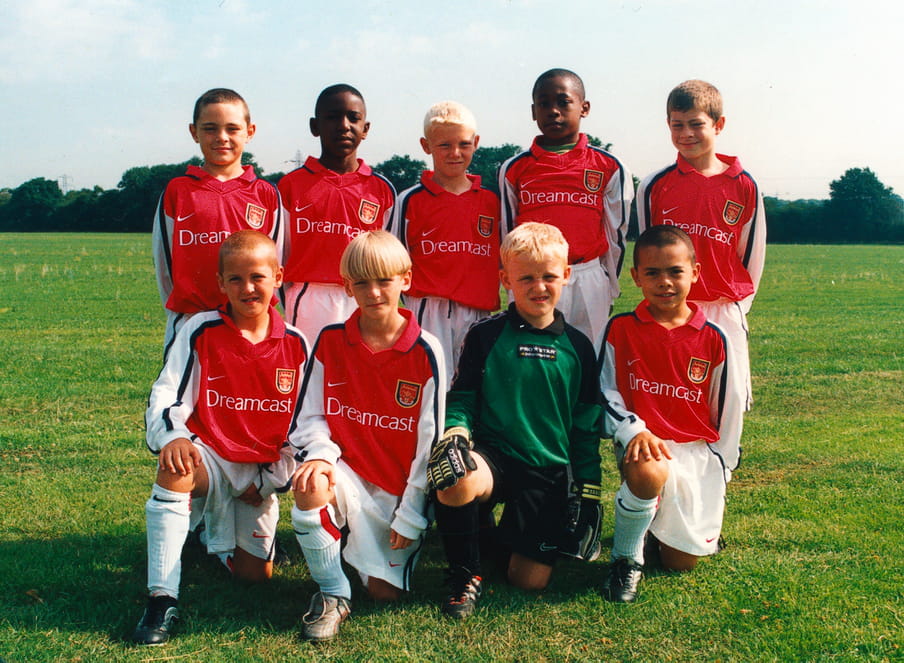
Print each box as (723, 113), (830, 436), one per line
(714, 115), (726, 134)
(581, 100), (590, 118)
(499, 267), (511, 291)
(360, 120), (371, 140)
(342, 278), (354, 298)
(189, 124), (199, 143)
(473, 134), (480, 149)
(246, 122), (256, 140)
(419, 136), (431, 155)
(530, 103), (537, 121)
(216, 272), (226, 294)
(691, 261), (701, 283)
(274, 265), (283, 288)
(309, 116), (320, 137)
(400, 270), (412, 292)
(630, 266), (640, 287)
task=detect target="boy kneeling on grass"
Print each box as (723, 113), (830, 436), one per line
(135, 231), (309, 645)
(428, 222), (604, 619)
(287, 230), (446, 642)
(599, 225), (744, 603)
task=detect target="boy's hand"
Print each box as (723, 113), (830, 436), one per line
(426, 427), (477, 491)
(624, 431), (673, 465)
(389, 529), (413, 550)
(291, 459), (335, 494)
(237, 483), (263, 507)
(158, 438), (201, 476)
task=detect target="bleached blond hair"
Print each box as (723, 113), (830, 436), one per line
(340, 230), (412, 281)
(423, 101), (477, 137)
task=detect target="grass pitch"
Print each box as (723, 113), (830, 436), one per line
(0, 235), (901, 662)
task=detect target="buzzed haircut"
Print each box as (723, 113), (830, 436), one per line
(340, 230), (411, 281)
(532, 68), (586, 100)
(218, 230), (279, 273)
(500, 221), (569, 267)
(667, 79), (723, 122)
(193, 88), (250, 125)
(423, 101), (477, 137)
(315, 83), (366, 116)
(633, 225), (697, 267)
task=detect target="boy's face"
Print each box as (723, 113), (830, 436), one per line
(343, 271), (412, 322)
(531, 76), (589, 146)
(420, 124), (479, 181)
(189, 101), (255, 170)
(217, 246), (282, 324)
(310, 91), (370, 160)
(668, 108), (725, 164)
(500, 250), (571, 329)
(630, 242), (700, 322)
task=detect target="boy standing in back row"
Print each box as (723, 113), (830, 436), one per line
(499, 68), (633, 352)
(153, 88), (283, 357)
(278, 84), (396, 345)
(389, 101), (501, 388)
(637, 80), (766, 410)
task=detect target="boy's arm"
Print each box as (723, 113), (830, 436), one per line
(151, 190), (174, 308)
(286, 346), (342, 466)
(635, 172), (654, 236)
(737, 182), (767, 313)
(385, 184), (414, 245)
(269, 185), (286, 269)
(708, 329), (745, 478)
(391, 338), (447, 540)
(145, 315), (203, 453)
(498, 156), (519, 239)
(600, 160), (634, 300)
(599, 324), (649, 447)
(567, 328), (603, 484)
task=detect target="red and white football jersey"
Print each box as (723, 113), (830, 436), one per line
(499, 133), (633, 296)
(279, 156), (395, 285)
(637, 153), (767, 304)
(153, 165), (283, 314)
(600, 300), (744, 470)
(390, 171), (500, 311)
(146, 306), (308, 464)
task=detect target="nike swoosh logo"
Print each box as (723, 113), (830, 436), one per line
(538, 543), (557, 552)
(661, 206), (679, 216)
(627, 359), (641, 366)
(207, 375), (226, 381)
(327, 381), (347, 387)
(252, 532), (267, 539)
(706, 537), (717, 543)
(176, 213), (195, 222)
(617, 497), (645, 513)
(295, 203), (313, 213)
(388, 562), (401, 567)
(421, 227), (438, 238)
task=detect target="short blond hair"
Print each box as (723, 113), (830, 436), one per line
(340, 230), (412, 281)
(218, 230), (278, 273)
(500, 222), (568, 267)
(667, 79), (723, 122)
(423, 101), (477, 138)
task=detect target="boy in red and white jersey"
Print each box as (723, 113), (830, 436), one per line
(389, 101), (500, 387)
(499, 68), (633, 352)
(134, 231), (308, 645)
(153, 88), (284, 357)
(288, 230), (445, 642)
(278, 84), (396, 345)
(637, 80), (766, 410)
(599, 225), (743, 604)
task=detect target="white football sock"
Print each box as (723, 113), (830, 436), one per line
(292, 504), (351, 599)
(611, 482), (658, 565)
(145, 483), (191, 598)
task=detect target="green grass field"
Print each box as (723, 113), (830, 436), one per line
(0, 235), (901, 662)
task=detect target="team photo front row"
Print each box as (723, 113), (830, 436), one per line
(136, 69), (763, 644)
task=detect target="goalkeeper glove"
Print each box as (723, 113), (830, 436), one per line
(426, 427), (477, 491)
(559, 482), (602, 562)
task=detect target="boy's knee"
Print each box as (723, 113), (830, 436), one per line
(366, 577), (402, 602)
(293, 477), (333, 510)
(435, 483), (472, 507)
(623, 459), (668, 499)
(231, 547), (273, 582)
(659, 544), (698, 572)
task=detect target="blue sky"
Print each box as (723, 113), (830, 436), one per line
(1, 0), (902, 200)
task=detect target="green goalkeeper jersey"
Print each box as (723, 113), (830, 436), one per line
(446, 304), (602, 484)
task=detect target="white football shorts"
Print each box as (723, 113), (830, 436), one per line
(282, 282), (357, 346)
(695, 299), (752, 411)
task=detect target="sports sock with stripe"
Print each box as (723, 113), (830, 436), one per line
(292, 504), (351, 599)
(145, 483), (191, 598)
(611, 482), (658, 565)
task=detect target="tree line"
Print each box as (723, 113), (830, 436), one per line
(0, 143), (901, 243)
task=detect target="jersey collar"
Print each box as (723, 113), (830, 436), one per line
(676, 153), (743, 178)
(344, 307), (422, 352)
(217, 304), (287, 339)
(634, 299), (706, 330)
(420, 171), (482, 195)
(186, 164), (256, 183)
(506, 302), (566, 336)
(304, 155), (372, 177)
(529, 132), (588, 159)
